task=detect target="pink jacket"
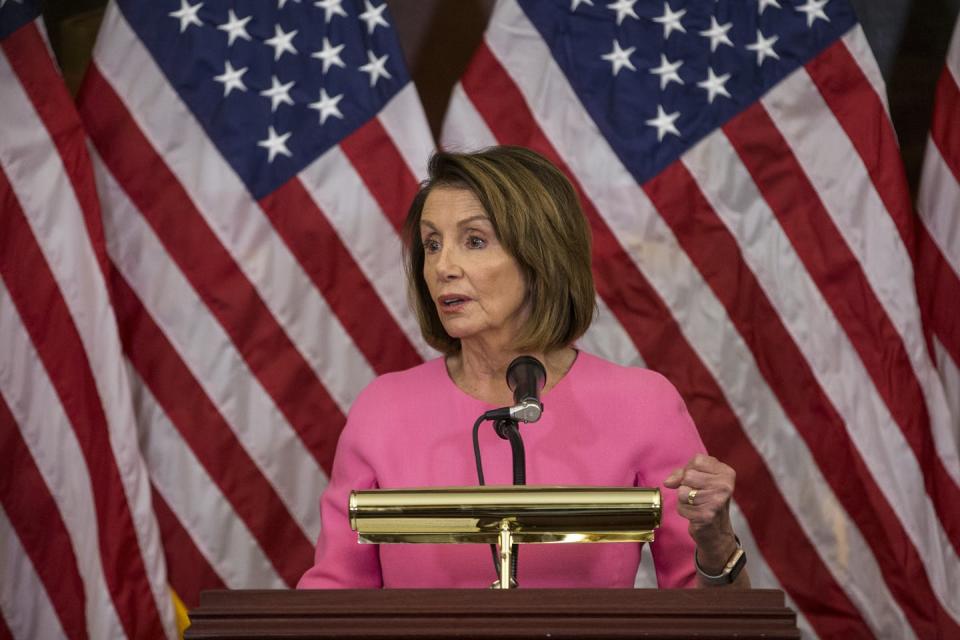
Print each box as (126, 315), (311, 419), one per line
(298, 351), (704, 589)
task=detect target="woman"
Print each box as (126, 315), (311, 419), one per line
(298, 146), (749, 589)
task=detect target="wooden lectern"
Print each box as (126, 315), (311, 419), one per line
(185, 588), (800, 638)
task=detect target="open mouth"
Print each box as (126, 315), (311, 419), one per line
(439, 296), (469, 310)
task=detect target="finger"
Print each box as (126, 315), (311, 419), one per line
(686, 453), (730, 476)
(676, 469), (734, 496)
(663, 468), (683, 488)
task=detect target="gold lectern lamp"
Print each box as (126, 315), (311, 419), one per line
(349, 486), (661, 589)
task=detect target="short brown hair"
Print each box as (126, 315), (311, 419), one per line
(403, 146), (596, 355)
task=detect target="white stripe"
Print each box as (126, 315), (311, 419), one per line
(683, 127), (956, 627)
(91, 150), (325, 542)
(933, 336), (960, 446)
(128, 367), (286, 588)
(918, 134), (960, 280)
(632, 542), (657, 588)
(378, 82), (435, 183)
(841, 27), (890, 116)
(92, 4), (375, 413)
(441, 83), (499, 151)
(0, 48), (174, 637)
(0, 281), (126, 640)
(296, 148), (436, 360)
(483, 1), (915, 634)
(728, 503), (817, 640)
(0, 507), (68, 640)
(762, 65), (960, 486)
(579, 297), (645, 369)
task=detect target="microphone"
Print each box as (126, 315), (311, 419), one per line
(503, 355), (547, 423)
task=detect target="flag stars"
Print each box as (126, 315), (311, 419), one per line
(602, 39), (637, 76)
(359, 50), (392, 86)
(169, 0), (203, 33)
(697, 68), (732, 103)
(259, 75), (295, 111)
(796, 0), (830, 27)
(570, 0), (593, 10)
(315, 0), (348, 23)
(312, 38), (346, 73)
(646, 105), (680, 142)
(653, 2), (686, 39)
(606, 0), (638, 26)
(214, 61), (248, 96)
(359, 0), (389, 34)
(699, 16), (733, 52)
(746, 29), (780, 65)
(258, 126), (293, 163)
(265, 23), (298, 61)
(650, 54), (683, 89)
(309, 89), (345, 124)
(757, 0), (781, 14)
(218, 9), (251, 46)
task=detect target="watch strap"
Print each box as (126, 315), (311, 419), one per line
(695, 535), (746, 585)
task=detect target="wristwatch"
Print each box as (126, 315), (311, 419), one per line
(695, 536), (747, 585)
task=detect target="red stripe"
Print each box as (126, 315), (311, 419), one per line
(150, 485), (225, 608)
(0, 394), (88, 640)
(930, 66), (960, 186)
(259, 178), (422, 374)
(77, 64), (344, 475)
(723, 103), (960, 557)
(0, 167), (165, 639)
(648, 161), (955, 638)
(917, 226), (960, 366)
(1, 24), (111, 282)
(0, 610), (11, 640)
(460, 41), (872, 638)
(109, 269), (314, 587)
(340, 117), (421, 233)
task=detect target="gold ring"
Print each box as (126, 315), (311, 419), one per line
(687, 489), (698, 506)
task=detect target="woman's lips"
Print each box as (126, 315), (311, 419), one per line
(438, 295), (471, 313)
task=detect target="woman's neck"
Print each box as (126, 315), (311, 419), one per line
(446, 341), (577, 407)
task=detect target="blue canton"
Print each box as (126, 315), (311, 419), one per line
(0, 0), (41, 41)
(517, 0), (858, 184)
(118, 0), (410, 199)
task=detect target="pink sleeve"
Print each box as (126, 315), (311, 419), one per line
(297, 386), (383, 589)
(637, 373), (706, 589)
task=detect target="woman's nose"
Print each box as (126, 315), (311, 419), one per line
(435, 245), (462, 280)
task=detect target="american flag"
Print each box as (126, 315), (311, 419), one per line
(442, 0), (960, 637)
(75, 0), (433, 623)
(917, 16), (960, 448)
(0, 1), (175, 638)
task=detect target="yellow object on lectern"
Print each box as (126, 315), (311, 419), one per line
(349, 486), (661, 589)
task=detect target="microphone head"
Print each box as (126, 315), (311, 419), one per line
(506, 355), (547, 405)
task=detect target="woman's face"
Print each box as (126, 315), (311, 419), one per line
(420, 186), (527, 349)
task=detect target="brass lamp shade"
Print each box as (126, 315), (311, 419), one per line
(349, 486), (661, 545)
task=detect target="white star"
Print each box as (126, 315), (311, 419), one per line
(795, 0), (830, 27)
(601, 40), (637, 76)
(311, 37), (346, 73)
(359, 50), (392, 87)
(308, 89), (344, 124)
(217, 9), (251, 46)
(214, 60), (248, 97)
(746, 29), (780, 65)
(646, 105), (680, 142)
(606, 0), (638, 26)
(258, 126), (293, 163)
(315, 0), (348, 23)
(697, 68), (732, 103)
(265, 24), (298, 61)
(0, 0), (24, 7)
(259, 75), (295, 112)
(757, 0), (781, 14)
(277, 0), (301, 7)
(571, 0), (593, 10)
(652, 2), (686, 39)
(169, 0), (203, 33)
(699, 16), (733, 52)
(358, 0), (389, 34)
(650, 54), (683, 89)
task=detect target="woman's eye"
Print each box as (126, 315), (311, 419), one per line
(467, 236), (486, 249)
(423, 238), (440, 253)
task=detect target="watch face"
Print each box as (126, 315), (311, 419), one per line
(726, 548), (747, 581)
